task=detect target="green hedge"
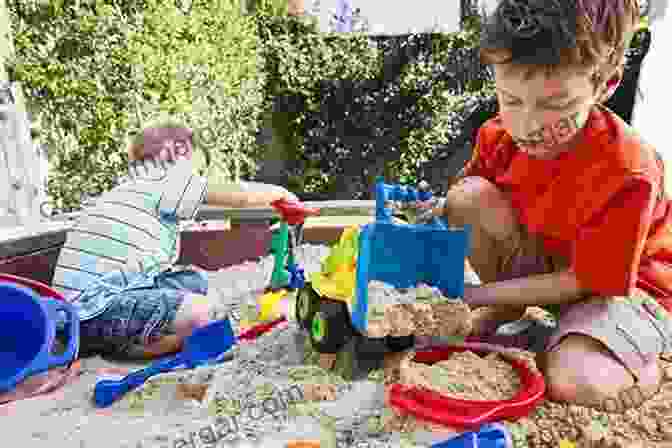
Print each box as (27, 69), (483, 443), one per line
(254, 9), (649, 197)
(256, 11), (494, 196)
(7, 0), (494, 210)
(7, 0), (266, 213)
(8, 2), (647, 209)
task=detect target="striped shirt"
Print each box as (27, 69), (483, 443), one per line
(52, 158), (207, 314)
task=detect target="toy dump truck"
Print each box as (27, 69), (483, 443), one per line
(294, 177), (471, 358)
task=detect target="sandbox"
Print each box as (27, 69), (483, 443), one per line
(1, 243), (671, 448)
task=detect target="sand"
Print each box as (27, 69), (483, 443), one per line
(1, 243), (671, 447)
(397, 350), (523, 401)
(384, 348), (672, 448)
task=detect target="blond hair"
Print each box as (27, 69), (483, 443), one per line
(127, 118), (211, 174)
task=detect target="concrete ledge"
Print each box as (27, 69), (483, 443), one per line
(50, 200), (376, 224)
(197, 200), (376, 223)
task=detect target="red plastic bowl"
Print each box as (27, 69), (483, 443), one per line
(387, 343), (546, 430)
(0, 273), (66, 301)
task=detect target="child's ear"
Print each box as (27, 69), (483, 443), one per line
(597, 73), (622, 104)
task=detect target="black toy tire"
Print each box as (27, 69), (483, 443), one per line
(386, 334), (415, 352)
(355, 334), (389, 360)
(295, 283), (319, 330)
(309, 300), (352, 354)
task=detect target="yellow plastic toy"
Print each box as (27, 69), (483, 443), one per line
(257, 289), (291, 322)
(310, 225), (360, 303)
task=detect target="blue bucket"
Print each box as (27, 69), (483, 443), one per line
(0, 282), (79, 393)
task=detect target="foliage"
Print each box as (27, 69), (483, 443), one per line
(6, 0), (653, 208)
(128, 0), (265, 186)
(6, 0), (265, 212)
(256, 8), (495, 197)
(7, 0), (136, 212)
(255, 4), (650, 198)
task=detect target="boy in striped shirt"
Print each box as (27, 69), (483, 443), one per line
(52, 119), (296, 359)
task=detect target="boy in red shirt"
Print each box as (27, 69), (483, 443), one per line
(436, 0), (672, 412)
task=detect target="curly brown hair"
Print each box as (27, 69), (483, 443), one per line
(479, 0), (640, 90)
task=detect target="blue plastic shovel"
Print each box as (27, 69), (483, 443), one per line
(93, 318), (236, 407)
(431, 423), (513, 448)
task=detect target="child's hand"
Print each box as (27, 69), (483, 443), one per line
(416, 198), (446, 224)
(243, 182), (298, 203)
(283, 190), (299, 202)
(209, 183), (298, 208)
(267, 188), (298, 204)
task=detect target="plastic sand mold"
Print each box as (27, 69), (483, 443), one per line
(388, 343), (546, 430)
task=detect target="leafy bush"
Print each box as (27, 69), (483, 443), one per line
(7, 0), (265, 212)
(256, 10), (495, 198)
(6, 1), (652, 209)
(8, 0), (136, 212)
(255, 8), (651, 198)
(129, 0), (265, 185)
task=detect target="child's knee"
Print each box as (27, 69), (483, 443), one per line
(172, 293), (215, 338)
(445, 176), (517, 240)
(543, 335), (636, 405)
(446, 176), (490, 214)
(543, 359), (582, 403)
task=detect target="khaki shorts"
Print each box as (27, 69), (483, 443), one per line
(445, 178), (672, 380)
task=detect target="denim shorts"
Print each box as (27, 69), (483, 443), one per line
(77, 268), (208, 358)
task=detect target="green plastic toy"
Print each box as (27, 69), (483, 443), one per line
(269, 220), (291, 290)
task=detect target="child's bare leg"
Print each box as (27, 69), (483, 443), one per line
(444, 176), (527, 328)
(543, 334), (661, 411)
(140, 335), (183, 359)
(543, 294), (670, 410)
(140, 292), (215, 359)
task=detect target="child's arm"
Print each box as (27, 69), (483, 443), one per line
(465, 182), (657, 308)
(464, 269), (588, 307)
(205, 182), (297, 208)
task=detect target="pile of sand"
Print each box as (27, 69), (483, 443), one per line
(382, 348), (672, 447)
(398, 350), (522, 401)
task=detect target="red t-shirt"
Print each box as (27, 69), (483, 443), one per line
(460, 105), (672, 312)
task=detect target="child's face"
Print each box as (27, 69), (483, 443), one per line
(493, 64), (601, 159)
